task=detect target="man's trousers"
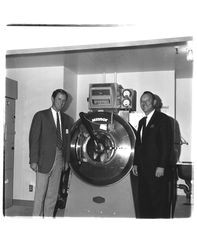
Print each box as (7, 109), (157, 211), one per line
(33, 148), (63, 217)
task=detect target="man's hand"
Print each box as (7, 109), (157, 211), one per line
(155, 167), (164, 177)
(30, 163), (38, 172)
(132, 165), (138, 176)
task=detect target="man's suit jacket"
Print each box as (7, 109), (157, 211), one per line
(29, 108), (73, 173)
(133, 110), (172, 178)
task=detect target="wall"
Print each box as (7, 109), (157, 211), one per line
(63, 67), (78, 120)
(176, 78), (193, 162)
(6, 66), (64, 200)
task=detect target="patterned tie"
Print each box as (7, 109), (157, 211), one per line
(56, 112), (63, 149)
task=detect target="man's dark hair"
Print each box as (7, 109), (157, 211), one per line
(142, 91), (156, 101)
(52, 89), (68, 99)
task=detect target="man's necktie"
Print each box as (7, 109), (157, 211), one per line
(142, 116), (147, 142)
(56, 112), (63, 149)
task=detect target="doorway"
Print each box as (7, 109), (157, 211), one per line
(3, 78), (18, 213)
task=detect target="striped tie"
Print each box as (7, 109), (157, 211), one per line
(56, 112), (63, 149)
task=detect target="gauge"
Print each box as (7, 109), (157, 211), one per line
(122, 99), (131, 107)
(122, 89), (131, 97)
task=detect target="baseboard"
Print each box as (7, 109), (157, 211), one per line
(13, 199), (34, 207)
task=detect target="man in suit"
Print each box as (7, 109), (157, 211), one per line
(29, 89), (72, 217)
(132, 91), (172, 218)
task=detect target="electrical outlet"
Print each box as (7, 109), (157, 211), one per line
(29, 184), (33, 192)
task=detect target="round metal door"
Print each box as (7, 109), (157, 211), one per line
(69, 112), (135, 186)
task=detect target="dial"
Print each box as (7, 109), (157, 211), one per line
(122, 89), (131, 97)
(123, 99), (130, 107)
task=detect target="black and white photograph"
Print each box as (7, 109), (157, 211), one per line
(4, 34), (193, 219)
(1, 1), (196, 250)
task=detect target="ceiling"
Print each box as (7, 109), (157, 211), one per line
(6, 40), (193, 78)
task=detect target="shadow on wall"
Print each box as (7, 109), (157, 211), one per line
(62, 92), (73, 113)
(154, 94), (181, 163)
(62, 92), (74, 126)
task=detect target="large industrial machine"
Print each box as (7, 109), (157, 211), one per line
(64, 83), (137, 217)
